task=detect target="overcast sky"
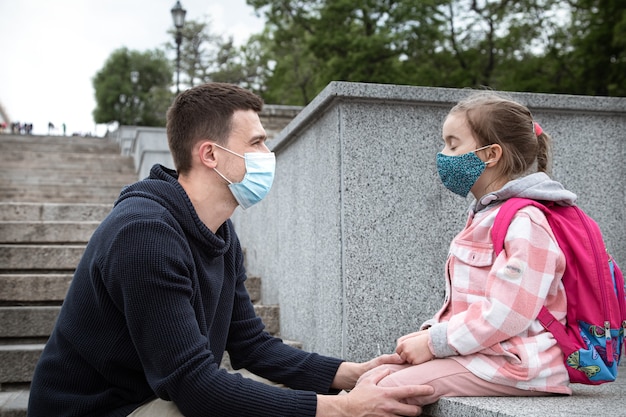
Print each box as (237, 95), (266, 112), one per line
(0, 0), (265, 136)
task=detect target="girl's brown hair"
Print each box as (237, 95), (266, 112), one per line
(166, 83), (264, 174)
(449, 91), (552, 180)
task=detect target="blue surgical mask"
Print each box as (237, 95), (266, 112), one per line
(212, 144), (276, 210)
(436, 145), (492, 197)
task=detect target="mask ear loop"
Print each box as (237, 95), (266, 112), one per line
(477, 144), (498, 167)
(213, 168), (233, 185)
(210, 142), (243, 185)
(212, 142), (245, 159)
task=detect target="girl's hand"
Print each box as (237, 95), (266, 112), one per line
(396, 330), (427, 344)
(395, 331), (434, 365)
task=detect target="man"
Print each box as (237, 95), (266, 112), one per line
(28, 83), (433, 416)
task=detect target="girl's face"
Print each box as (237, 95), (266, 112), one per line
(441, 113), (481, 156)
(439, 112), (503, 198)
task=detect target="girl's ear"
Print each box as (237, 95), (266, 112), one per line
(486, 143), (503, 166)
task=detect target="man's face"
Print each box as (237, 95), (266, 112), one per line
(219, 109), (269, 183)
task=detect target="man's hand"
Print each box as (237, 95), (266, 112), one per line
(395, 331), (434, 365)
(331, 353), (405, 390)
(317, 368), (434, 416)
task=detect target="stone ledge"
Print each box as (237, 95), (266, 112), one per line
(2, 371), (624, 417)
(422, 370), (626, 417)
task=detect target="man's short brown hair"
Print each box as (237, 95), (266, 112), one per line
(166, 83), (264, 174)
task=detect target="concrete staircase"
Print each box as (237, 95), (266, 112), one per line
(0, 133), (289, 416)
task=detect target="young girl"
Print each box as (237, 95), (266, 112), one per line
(361, 91), (575, 404)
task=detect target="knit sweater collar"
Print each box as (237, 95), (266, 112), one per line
(116, 164), (231, 257)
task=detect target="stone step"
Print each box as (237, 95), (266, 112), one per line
(0, 344), (44, 385)
(0, 274), (72, 303)
(0, 245), (85, 271)
(0, 388), (29, 417)
(0, 147), (134, 164)
(0, 144), (120, 156)
(0, 151), (135, 170)
(0, 164), (134, 175)
(0, 274), (261, 305)
(0, 307), (59, 338)
(0, 136), (123, 154)
(0, 274), (262, 306)
(0, 186), (125, 204)
(253, 304), (279, 335)
(0, 174), (136, 187)
(0, 338), (304, 417)
(246, 276), (261, 303)
(0, 203), (112, 222)
(0, 303), (278, 342)
(0, 221), (99, 244)
(0, 304), (281, 386)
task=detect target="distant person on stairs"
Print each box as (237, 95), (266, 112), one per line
(27, 82), (434, 417)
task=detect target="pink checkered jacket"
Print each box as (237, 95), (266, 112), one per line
(424, 202), (572, 394)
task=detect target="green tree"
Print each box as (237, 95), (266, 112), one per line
(249, 0), (561, 103)
(398, 0), (572, 90)
(169, 19), (220, 88)
(250, 23), (323, 104)
(93, 48), (173, 126)
(243, 0), (626, 101)
(565, 0), (626, 96)
(248, 0), (412, 104)
(168, 18), (269, 90)
(250, 0), (626, 102)
(235, 32), (276, 96)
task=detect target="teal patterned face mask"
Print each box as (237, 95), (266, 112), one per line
(436, 145), (492, 197)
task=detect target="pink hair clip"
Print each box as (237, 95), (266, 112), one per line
(533, 122), (543, 137)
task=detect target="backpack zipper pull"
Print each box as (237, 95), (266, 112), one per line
(622, 321), (626, 357)
(605, 321), (613, 363)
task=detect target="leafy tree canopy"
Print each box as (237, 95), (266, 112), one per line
(92, 0), (626, 120)
(92, 48), (173, 126)
(244, 0), (626, 104)
(166, 18), (269, 95)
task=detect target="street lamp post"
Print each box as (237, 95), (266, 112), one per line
(170, 1), (186, 94)
(118, 94), (126, 126)
(130, 71), (140, 124)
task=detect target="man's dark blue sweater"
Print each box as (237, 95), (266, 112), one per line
(28, 164), (342, 417)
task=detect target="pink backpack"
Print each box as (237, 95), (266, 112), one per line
(492, 197), (626, 384)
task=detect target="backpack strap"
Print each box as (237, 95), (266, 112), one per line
(491, 198), (574, 351)
(492, 198), (549, 257)
(536, 304), (576, 354)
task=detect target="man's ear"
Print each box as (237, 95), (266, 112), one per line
(198, 141), (218, 168)
(486, 143), (503, 166)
